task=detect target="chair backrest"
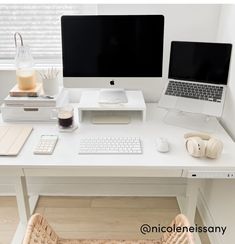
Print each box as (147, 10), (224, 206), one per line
(23, 213), (194, 244)
(160, 214), (195, 244)
(22, 213), (59, 244)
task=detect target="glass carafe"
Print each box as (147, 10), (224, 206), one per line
(14, 32), (36, 90)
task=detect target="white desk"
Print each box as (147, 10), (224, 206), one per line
(0, 103), (235, 243)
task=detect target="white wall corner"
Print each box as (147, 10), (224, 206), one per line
(218, 5), (235, 139)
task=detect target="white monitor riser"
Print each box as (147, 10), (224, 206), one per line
(78, 90), (146, 123)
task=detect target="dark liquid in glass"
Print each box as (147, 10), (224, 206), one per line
(58, 111), (73, 128)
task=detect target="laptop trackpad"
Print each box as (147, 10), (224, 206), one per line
(175, 98), (204, 113)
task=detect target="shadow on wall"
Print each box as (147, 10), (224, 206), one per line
(221, 87), (235, 141)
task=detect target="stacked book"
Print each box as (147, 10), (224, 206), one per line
(8, 83), (42, 97)
(1, 83), (68, 122)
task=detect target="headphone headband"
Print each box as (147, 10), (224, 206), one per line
(184, 132), (211, 140)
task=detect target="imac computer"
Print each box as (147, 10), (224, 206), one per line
(61, 15), (164, 103)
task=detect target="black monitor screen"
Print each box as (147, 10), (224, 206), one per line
(61, 15), (164, 77)
(168, 41), (232, 85)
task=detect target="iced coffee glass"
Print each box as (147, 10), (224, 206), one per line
(58, 105), (74, 129)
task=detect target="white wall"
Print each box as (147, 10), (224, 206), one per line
(219, 5), (235, 138)
(0, 70), (17, 103)
(200, 5), (235, 244)
(201, 179), (235, 243)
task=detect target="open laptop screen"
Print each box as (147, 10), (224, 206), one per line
(168, 41), (232, 85)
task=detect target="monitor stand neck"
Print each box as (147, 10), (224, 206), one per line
(98, 88), (128, 104)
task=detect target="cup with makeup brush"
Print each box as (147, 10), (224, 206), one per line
(40, 67), (59, 96)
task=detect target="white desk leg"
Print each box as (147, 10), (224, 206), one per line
(185, 178), (200, 224)
(11, 222), (27, 244)
(15, 176), (30, 225)
(178, 179), (202, 244)
(12, 177), (39, 244)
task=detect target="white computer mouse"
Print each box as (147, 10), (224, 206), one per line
(156, 137), (169, 153)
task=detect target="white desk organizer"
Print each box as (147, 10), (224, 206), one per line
(78, 90), (146, 122)
(1, 89), (69, 122)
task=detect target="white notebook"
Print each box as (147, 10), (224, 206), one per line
(0, 125), (33, 156)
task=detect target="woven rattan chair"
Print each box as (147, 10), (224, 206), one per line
(23, 213), (194, 244)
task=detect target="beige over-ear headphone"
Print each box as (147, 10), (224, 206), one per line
(184, 132), (223, 159)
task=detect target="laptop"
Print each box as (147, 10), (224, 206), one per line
(158, 41), (232, 117)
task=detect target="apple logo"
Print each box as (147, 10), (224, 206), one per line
(110, 80), (115, 85)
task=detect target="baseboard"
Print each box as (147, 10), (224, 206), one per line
(197, 189), (221, 244)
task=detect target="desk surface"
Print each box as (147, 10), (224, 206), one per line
(0, 104), (235, 172)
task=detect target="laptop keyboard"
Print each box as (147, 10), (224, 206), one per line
(165, 80), (223, 102)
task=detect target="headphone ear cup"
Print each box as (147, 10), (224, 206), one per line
(206, 138), (223, 159)
(185, 137), (206, 158)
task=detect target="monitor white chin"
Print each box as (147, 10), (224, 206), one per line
(63, 77), (164, 103)
(98, 89), (128, 104)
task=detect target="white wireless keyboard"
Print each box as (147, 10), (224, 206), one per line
(78, 137), (142, 154)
